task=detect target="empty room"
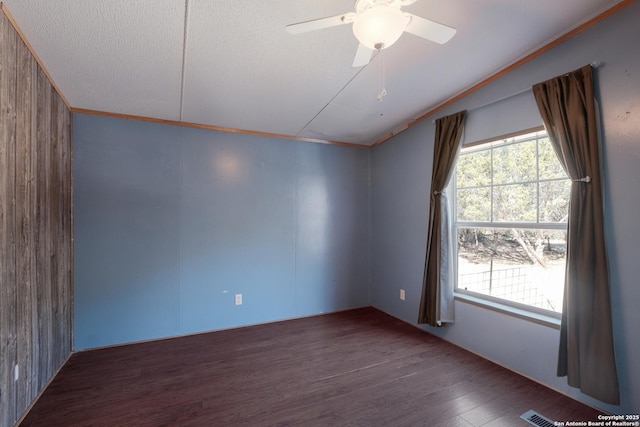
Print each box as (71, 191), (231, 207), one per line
(1, 0), (639, 426)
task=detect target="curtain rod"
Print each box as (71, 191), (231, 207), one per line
(432, 61), (600, 123)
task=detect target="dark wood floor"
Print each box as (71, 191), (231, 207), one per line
(19, 307), (602, 426)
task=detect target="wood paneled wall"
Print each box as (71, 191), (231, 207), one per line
(0, 9), (72, 427)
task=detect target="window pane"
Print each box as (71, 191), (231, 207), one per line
(457, 227), (565, 313)
(539, 180), (571, 223)
(493, 183), (536, 222)
(457, 187), (491, 221)
(455, 130), (569, 315)
(492, 140), (536, 184)
(538, 137), (568, 180)
(457, 150), (491, 187)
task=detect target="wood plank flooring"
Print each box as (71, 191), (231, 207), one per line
(19, 308), (602, 426)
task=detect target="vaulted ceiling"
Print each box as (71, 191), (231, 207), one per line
(2, 0), (626, 146)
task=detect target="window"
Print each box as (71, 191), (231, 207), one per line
(454, 129), (570, 314)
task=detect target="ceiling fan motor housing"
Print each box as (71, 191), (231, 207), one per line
(352, 0), (410, 50)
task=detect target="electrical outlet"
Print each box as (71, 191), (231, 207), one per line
(400, 289), (406, 301)
(14, 364), (19, 382)
(235, 293), (242, 305)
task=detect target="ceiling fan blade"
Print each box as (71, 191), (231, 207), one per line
(404, 13), (456, 44)
(286, 13), (355, 35)
(352, 43), (374, 67)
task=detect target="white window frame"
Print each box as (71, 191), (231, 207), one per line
(452, 127), (568, 322)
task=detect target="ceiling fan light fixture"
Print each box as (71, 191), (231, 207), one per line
(352, 4), (409, 50)
(286, 0), (456, 67)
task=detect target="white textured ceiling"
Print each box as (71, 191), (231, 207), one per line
(2, 0), (625, 146)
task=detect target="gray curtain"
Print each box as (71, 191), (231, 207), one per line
(418, 110), (466, 327)
(532, 65), (619, 405)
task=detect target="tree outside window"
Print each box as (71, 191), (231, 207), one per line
(454, 129), (570, 314)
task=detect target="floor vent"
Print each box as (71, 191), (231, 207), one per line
(521, 410), (556, 427)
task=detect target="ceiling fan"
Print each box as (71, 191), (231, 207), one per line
(286, 0), (456, 67)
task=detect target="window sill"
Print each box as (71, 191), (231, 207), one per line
(454, 292), (561, 330)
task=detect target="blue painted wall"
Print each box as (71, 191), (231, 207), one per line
(74, 115), (370, 349)
(372, 2), (640, 414)
(74, 119), (183, 347)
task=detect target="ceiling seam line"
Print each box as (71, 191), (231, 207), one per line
(297, 50), (379, 138)
(179, 0), (190, 122)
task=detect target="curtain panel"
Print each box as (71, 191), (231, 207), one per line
(532, 65), (619, 405)
(418, 110), (466, 327)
